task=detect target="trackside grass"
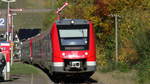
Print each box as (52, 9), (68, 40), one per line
(11, 62), (41, 75)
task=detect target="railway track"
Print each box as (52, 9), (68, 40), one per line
(53, 78), (98, 84)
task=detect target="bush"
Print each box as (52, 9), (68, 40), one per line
(133, 31), (150, 84)
(117, 62), (130, 72)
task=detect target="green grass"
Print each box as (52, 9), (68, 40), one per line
(12, 0), (50, 9)
(11, 62), (42, 75)
(12, 0), (51, 31)
(1, 0), (51, 31)
(14, 12), (49, 30)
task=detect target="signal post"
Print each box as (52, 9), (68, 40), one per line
(9, 8), (22, 66)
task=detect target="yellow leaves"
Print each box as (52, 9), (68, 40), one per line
(100, 0), (117, 5)
(84, 6), (104, 29)
(99, 59), (107, 67)
(118, 54), (127, 63)
(96, 53), (108, 67)
(119, 48), (138, 63)
(84, 6), (97, 19)
(96, 46), (108, 67)
(88, 16), (101, 25)
(100, 23), (110, 31)
(119, 40), (139, 64)
(84, 6), (97, 15)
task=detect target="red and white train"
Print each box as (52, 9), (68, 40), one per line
(21, 19), (96, 78)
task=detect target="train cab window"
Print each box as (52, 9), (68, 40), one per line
(58, 25), (89, 51)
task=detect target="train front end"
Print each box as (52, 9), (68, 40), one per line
(51, 19), (96, 77)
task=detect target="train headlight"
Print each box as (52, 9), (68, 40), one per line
(85, 52), (88, 55)
(62, 53), (65, 56)
(71, 20), (74, 24)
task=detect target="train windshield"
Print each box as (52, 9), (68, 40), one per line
(58, 25), (89, 50)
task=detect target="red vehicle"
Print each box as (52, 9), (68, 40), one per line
(21, 19), (96, 78)
(0, 41), (11, 80)
(0, 41), (11, 63)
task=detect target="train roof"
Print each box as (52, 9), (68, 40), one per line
(56, 19), (89, 25)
